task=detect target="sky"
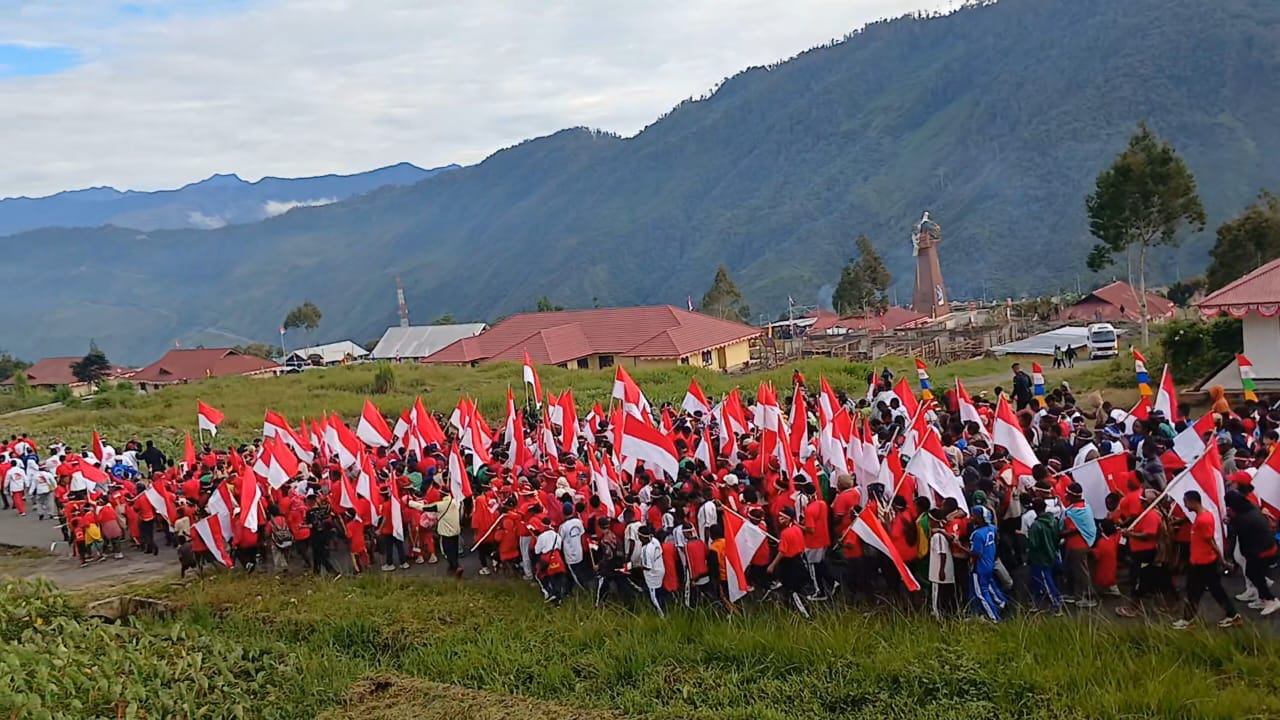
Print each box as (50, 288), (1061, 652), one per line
(0, 0), (941, 198)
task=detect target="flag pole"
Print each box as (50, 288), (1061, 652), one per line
(469, 512), (506, 553)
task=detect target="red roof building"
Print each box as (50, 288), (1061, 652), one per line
(1198, 257), (1280, 318)
(805, 306), (931, 334)
(1198, 258), (1280, 390)
(130, 348), (280, 387)
(424, 305), (760, 371)
(1058, 281), (1175, 323)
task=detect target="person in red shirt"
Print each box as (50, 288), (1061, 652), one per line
(1060, 484), (1098, 608)
(344, 509), (369, 574)
(1092, 521), (1120, 594)
(767, 507), (810, 618)
(132, 490), (159, 555)
(831, 475), (864, 599)
(1176, 490), (1241, 629)
(1117, 490), (1161, 618)
(800, 481), (834, 600)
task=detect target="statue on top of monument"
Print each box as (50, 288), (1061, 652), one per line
(911, 211), (941, 257)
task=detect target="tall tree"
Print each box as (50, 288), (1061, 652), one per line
(535, 297), (564, 312)
(430, 313), (456, 325)
(1085, 123), (1205, 345)
(700, 265), (751, 323)
(832, 234), (892, 315)
(283, 301), (323, 334)
(71, 342), (112, 385)
(0, 352), (28, 384)
(1205, 190), (1280, 291)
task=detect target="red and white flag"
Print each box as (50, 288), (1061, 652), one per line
(1154, 365), (1178, 421)
(253, 436), (274, 479)
(329, 414), (362, 467)
(558, 389), (580, 456)
(143, 484), (177, 527)
(851, 505), (920, 591)
(820, 406), (850, 476)
(817, 376), (840, 425)
(955, 378), (992, 441)
(92, 430), (105, 465)
(903, 431), (967, 512)
(264, 410), (314, 463)
(620, 412), (679, 480)
(682, 378), (712, 417)
(892, 377), (920, 418)
(238, 475), (263, 533)
(387, 483), (405, 542)
(182, 432), (196, 470)
(992, 395), (1038, 475)
(193, 516), (234, 567)
(612, 366), (651, 419)
(588, 451), (616, 517)
(447, 443), (474, 499)
(1069, 453), (1129, 518)
(1250, 444), (1280, 515)
(267, 438), (300, 490)
(356, 453), (382, 527)
(206, 483), (236, 540)
(197, 401), (225, 436)
(1165, 443), (1227, 549)
(724, 509), (768, 602)
(522, 351), (543, 407)
(1171, 413), (1217, 465)
(356, 399), (393, 448)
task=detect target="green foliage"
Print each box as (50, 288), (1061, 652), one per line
(71, 342), (112, 385)
(430, 313), (456, 325)
(1164, 277), (1205, 307)
(233, 342), (280, 360)
(0, 352), (29, 384)
(534, 297), (564, 313)
(1159, 317), (1243, 382)
(700, 265), (751, 323)
(283, 300), (323, 333)
(832, 234), (892, 315)
(1085, 122), (1206, 344)
(10, 371), (30, 398)
(52, 385), (77, 407)
(1206, 190), (1280, 291)
(370, 362), (397, 395)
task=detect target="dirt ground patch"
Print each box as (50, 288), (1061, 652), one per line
(320, 673), (623, 720)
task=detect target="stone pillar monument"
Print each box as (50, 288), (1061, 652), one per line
(910, 211), (949, 319)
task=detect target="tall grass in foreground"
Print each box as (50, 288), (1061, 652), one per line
(165, 573), (1280, 720)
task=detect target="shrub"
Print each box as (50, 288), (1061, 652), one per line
(371, 362), (396, 395)
(1159, 317), (1242, 383)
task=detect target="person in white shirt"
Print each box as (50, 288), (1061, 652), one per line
(696, 494), (718, 540)
(636, 526), (666, 618)
(533, 518), (566, 604)
(5, 460), (28, 516)
(31, 468), (55, 521)
(927, 509), (956, 618)
(558, 505), (588, 590)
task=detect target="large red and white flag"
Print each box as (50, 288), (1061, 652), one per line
(330, 414), (363, 467)
(724, 509), (768, 602)
(682, 378), (712, 417)
(1069, 453), (1129, 519)
(892, 377), (920, 418)
(620, 412), (679, 480)
(197, 401), (225, 436)
(356, 399), (393, 448)
(205, 483), (236, 540)
(1153, 365), (1178, 421)
(851, 505), (920, 591)
(1170, 413), (1216, 465)
(558, 389), (580, 456)
(904, 431), (966, 512)
(694, 425), (714, 468)
(1165, 443), (1227, 548)
(193, 516), (234, 567)
(392, 408), (412, 448)
(92, 430), (105, 465)
(820, 407), (850, 476)
(612, 366), (651, 419)
(853, 417), (880, 487)
(356, 453), (382, 527)
(143, 485), (177, 527)
(955, 378), (992, 441)
(876, 444), (913, 501)
(238, 475), (263, 533)
(267, 438), (300, 490)
(447, 443), (474, 499)
(253, 436), (274, 479)
(900, 403), (932, 457)
(522, 351), (543, 406)
(588, 451), (616, 517)
(817, 376), (840, 425)
(789, 390), (810, 460)
(992, 395), (1038, 475)
(264, 410), (313, 463)
(1250, 444), (1280, 514)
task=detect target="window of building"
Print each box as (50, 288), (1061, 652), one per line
(680, 356), (690, 365)
(577, 358), (590, 369)
(701, 350), (713, 367)
(557, 363), (568, 369)
(598, 355), (614, 368)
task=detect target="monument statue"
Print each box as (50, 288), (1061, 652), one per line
(910, 211), (950, 319)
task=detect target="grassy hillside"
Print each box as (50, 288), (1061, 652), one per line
(0, 356), (1131, 455)
(7, 574), (1279, 719)
(7, 0), (1280, 364)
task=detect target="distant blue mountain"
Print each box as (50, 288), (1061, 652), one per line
(0, 162), (457, 235)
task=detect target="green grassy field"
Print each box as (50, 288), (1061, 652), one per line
(6, 573), (1278, 720)
(0, 355), (1132, 456)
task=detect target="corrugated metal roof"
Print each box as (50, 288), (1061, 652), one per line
(370, 324), (487, 359)
(286, 340), (369, 365)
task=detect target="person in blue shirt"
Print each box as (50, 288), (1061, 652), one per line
(967, 508), (1007, 622)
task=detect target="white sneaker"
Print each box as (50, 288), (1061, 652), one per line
(1236, 589), (1259, 602)
(1261, 599), (1280, 617)
(1171, 619), (1194, 630)
(399, 562), (410, 570)
(381, 564), (395, 572)
(1249, 600), (1266, 610)
(478, 567), (491, 576)
(1076, 599), (1099, 609)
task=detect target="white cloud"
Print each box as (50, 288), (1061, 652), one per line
(185, 210), (226, 229)
(0, 0), (941, 197)
(262, 197), (336, 217)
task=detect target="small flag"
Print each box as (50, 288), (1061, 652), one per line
(182, 433), (196, 469)
(914, 358), (933, 402)
(521, 351), (543, 407)
(1133, 348), (1151, 397)
(197, 401), (224, 436)
(1031, 362), (1045, 405)
(1238, 354), (1258, 402)
(687, 295), (694, 312)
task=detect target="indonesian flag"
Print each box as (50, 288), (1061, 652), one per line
(1239, 353), (1259, 402)
(1166, 443), (1227, 549)
(238, 474), (263, 533)
(682, 378), (712, 416)
(817, 376), (841, 425)
(264, 410), (313, 463)
(182, 432), (196, 470)
(414, 397), (447, 449)
(1250, 443), (1280, 514)
(461, 404), (492, 472)
(852, 505), (920, 591)
(392, 408), (411, 448)
(612, 366), (651, 419)
(330, 413), (363, 467)
(914, 358), (934, 401)
(253, 437), (273, 479)
(447, 443), (473, 499)
(205, 483), (236, 540)
(311, 418), (329, 460)
(853, 417), (880, 488)
(335, 471), (358, 515)
(900, 404), (931, 457)
(992, 395), (1038, 475)
(356, 399), (394, 448)
(694, 425), (714, 468)
(1069, 453), (1129, 518)
(955, 378), (992, 441)
(904, 431), (967, 512)
(71, 461), (109, 493)
(892, 377), (919, 418)
(144, 484), (177, 527)
(1169, 413), (1217, 466)
(754, 382), (782, 431)
(877, 444), (912, 500)
(355, 453), (381, 527)
(1133, 348), (1152, 397)
(558, 389), (579, 456)
(197, 401), (224, 436)
(820, 407), (850, 476)
(721, 388), (748, 437)
(588, 451), (616, 517)
(1030, 363), (1045, 404)
(267, 437), (300, 490)
(522, 351), (543, 406)
(546, 390), (563, 427)
(503, 387), (524, 469)
(92, 431), (105, 466)
(387, 483), (405, 542)
(724, 509), (768, 602)
(789, 390), (810, 459)
(193, 516), (233, 567)
(1153, 364), (1178, 421)
(620, 412), (679, 480)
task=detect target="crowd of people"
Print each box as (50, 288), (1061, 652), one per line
(2, 362), (1278, 629)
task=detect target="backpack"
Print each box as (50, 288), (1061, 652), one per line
(270, 518), (293, 549)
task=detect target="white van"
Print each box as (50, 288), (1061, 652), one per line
(1087, 323), (1119, 359)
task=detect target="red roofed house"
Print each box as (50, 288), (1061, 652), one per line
(130, 348), (281, 390)
(804, 306), (930, 335)
(1198, 257), (1280, 391)
(1, 356), (131, 396)
(1057, 281), (1176, 323)
(424, 305), (760, 371)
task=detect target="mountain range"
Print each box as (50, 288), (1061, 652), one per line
(0, 163), (455, 235)
(4, 0), (1280, 366)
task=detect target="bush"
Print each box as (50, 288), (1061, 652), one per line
(1159, 317), (1242, 383)
(371, 362), (396, 395)
(52, 385), (78, 407)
